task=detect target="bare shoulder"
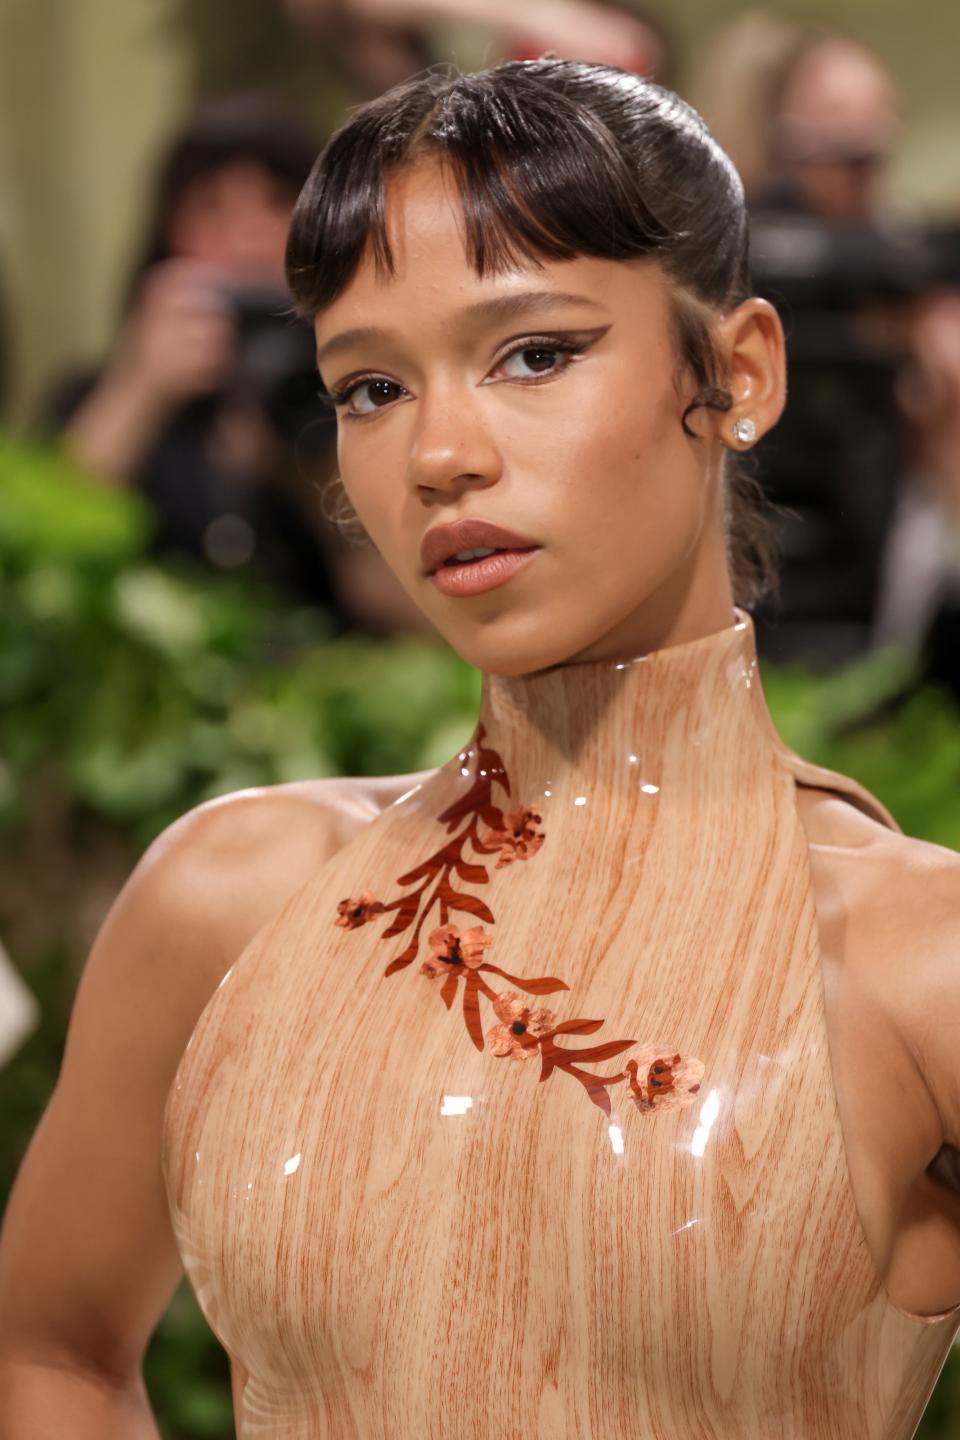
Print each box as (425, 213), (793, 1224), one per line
(145, 766), (441, 973)
(0, 766), (439, 1380)
(796, 781), (959, 891)
(797, 783), (960, 1143)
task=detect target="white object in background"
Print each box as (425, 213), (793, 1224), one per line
(0, 935), (38, 1068)
(871, 478), (960, 651)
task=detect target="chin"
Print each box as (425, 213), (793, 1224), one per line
(432, 609), (611, 678)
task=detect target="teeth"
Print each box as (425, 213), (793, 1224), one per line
(445, 547), (499, 565)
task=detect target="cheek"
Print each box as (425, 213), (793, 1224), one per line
(338, 443), (412, 573)
(522, 368), (688, 555)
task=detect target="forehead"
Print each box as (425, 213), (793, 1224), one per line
(312, 157), (669, 346)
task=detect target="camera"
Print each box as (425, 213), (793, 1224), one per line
(750, 213), (960, 317)
(215, 280), (334, 455)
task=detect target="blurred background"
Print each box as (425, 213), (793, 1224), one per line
(1, 0), (959, 1434)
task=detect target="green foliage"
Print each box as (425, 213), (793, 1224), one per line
(1, 433), (959, 1437)
(763, 644), (960, 851)
(0, 437), (480, 854)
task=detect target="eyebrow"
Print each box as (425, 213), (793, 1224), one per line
(314, 289), (608, 368)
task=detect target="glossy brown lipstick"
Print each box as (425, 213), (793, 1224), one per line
(420, 518), (541, 598)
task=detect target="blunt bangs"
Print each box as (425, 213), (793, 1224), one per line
(285, 61), (701, 321)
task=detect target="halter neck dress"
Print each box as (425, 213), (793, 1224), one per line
(162, 606), (960, 1438)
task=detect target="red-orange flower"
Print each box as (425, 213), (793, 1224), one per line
(335, 892), (385, 928)
(488, 990), (556, 1060)
(625, 1048), (704, 1113)
(483, 805), (545, 867)
(419, 923), (493, 978)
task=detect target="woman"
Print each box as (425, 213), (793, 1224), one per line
(3, 59), (960, 1437)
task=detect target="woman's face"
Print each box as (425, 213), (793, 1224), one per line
(313, 158), (749, 675)
(168, 160), (296, 279)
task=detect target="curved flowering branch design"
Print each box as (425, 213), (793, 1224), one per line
(334, 722), (703, 1118)
(334, 723), (545, 978)
(419, 922), (566, 1052)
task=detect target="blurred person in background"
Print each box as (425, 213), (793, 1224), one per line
(693, 19), (960, 674)
(747, 27), (906, 667)
(755, 27), (900, 223)
(42, 92), (430, 634)
(879, 273), (960, 704)
(281, 0), (669, 88)
(44, 93), (339, 613)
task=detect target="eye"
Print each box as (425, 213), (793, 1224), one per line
(327, 377), (406, 417)
(493, 336), (586, 382)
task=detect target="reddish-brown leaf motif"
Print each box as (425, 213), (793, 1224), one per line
(537, 1024), (638, 1113)
(443, 890), (496, 924)
(439, 972), (459, 1009)
(455, 860), (489, 885)
(547, 1017), (606, 1037)
(481, 962), (568, 998)
(380, 901), (420, 938)
(332, 722), (702, 1117)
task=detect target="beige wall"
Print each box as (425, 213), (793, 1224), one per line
(0, 0), (190, 423)
(0, 0), (956, 427)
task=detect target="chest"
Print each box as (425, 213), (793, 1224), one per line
(163, 771), (885, 1437)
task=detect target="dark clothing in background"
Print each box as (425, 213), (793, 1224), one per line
(747, 178), (907, 669)
(921, 594), (960, 707)
(43, 369), (345, 621)
(747, 342), (903, 668)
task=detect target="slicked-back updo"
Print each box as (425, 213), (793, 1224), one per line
(286, 59), (781, 610)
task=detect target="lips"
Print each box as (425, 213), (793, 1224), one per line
(420, 518), (540, 575)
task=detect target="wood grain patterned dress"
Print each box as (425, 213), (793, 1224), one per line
(162, 606), (960, 1438)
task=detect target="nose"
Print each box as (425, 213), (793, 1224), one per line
(405, 381), (503, 500)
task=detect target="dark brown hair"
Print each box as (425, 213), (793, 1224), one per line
(286, 59), (782, 610)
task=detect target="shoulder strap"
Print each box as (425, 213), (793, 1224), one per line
(774, 738), (901, 833)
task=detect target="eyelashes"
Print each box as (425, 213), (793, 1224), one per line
(319, 332), (595, 422)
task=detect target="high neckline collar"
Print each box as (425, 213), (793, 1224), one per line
(474, 605), (778, 808)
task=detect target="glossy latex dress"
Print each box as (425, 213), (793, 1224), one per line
(162, 606), (960, 1438)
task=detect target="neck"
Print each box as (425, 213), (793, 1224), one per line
(475, 606), (781, 811)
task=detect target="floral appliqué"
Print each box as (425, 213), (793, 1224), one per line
(335, 723), (703, 1118)
(625, 1049), (704, 1114)
(485, 806), (545, 867)
(335, 893), (384, 929)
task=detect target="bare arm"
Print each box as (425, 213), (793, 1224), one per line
(61, 260), (236, 484)
(0, 1357), (163, 1439)
(0, 782), (359, 1436)
(283, 0), (659, 67)
(60, 365), (177, 486)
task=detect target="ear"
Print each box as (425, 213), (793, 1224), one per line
(711, 297), (787, 450)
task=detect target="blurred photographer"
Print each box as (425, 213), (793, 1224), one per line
(741, 28), (909, 666)
(875, 278), (960, 702)
(43, 93), (351, 616)
(695, 21), (960, 669)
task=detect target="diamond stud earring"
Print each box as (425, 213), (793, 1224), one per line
(732, 417), (757, 444)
